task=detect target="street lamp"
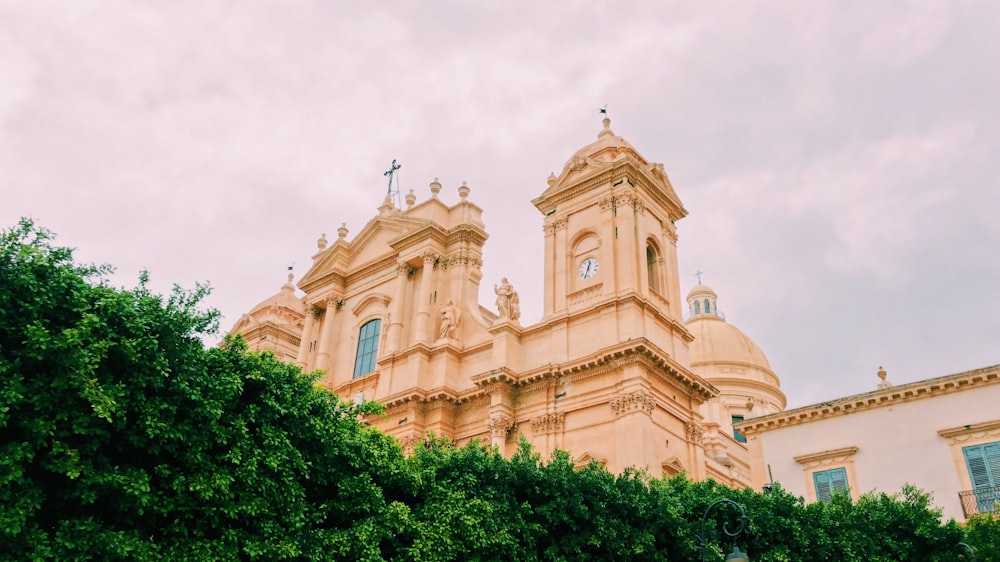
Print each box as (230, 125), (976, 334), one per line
(957, 542), (977, 561)
(700, 498), (750, 562)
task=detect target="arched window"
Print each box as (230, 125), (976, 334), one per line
(694, 300), (701, 315)
(646, 245), (660, 292)
(353, 319), (381, 378)
(704, 298), (711, 315)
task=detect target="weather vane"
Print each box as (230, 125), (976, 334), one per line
(384, 159), (402, 208)
(599, 104), (608, 115)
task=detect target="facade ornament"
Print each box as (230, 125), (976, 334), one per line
(877, 366), (893, 390)
(486, 414), (513, 439)
(317, 233), (328, 250)
(405, 189), (416, 208)
(439, 299), (460, 340)
(398, 431), (423, 452)
(421, 249), (439, 265)
(547, 172), (557, 186)
(553, 219), (567, 231)
(337, 223), (348, 239)
(429, 177), (442, 198)
(530, 412), (566, 434)
(458, 181), (470, 200)
(610, 391), (655, 417)
(599, 196), (613, 211)
(494, 277), (521, 321)
(686, 421), (705, 444)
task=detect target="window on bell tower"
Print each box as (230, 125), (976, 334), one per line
(704, 298), (711, 315)
(646, 245), (659, 293)
(694, 301), (701, 315)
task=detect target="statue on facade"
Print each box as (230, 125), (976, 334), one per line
(494, 277), (520, 321)
(439, 299), (460, 339)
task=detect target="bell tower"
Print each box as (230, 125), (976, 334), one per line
(532, 116), (688, 324)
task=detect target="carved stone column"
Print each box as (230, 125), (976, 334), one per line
(386, 261), (409, 353)
(294, 302), (315, 367)
(313, 294), (340, 372)
(414, 250), (438, 343)
(486, 414), (513, 451)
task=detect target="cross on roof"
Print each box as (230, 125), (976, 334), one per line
(384, 159), (401, 194)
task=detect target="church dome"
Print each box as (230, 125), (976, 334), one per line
(246, 273), (305, 320)
(685, 283), (785, 416)
(561, 116), (648, 170)
(687, 315), (772, 371)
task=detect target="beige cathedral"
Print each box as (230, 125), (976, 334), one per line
(230, 117), (786, 487)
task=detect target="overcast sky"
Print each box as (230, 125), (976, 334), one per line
(3, 1), (998, 408)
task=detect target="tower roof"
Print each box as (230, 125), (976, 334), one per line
(246, 273), (305, 318)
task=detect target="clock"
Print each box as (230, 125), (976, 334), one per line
(578, 257), (599, 279)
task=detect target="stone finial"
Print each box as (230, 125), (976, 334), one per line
(458, 181), (470, 200)
(317, 233), (328, 250)
(429, 177), (442, 198)
(337, 223), (348, 239)
(405, 188), (416, 208)
(877, 366), (893, 390)
(547, 172), (557, 186)
(598, 116), (613, 137)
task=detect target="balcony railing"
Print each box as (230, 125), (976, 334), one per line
(959, 486), (1000, 518)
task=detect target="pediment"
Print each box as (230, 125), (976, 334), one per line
(661, 456), (686, 476)
(574, 451), (607, 469)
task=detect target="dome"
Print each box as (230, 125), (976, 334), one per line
(246, 273), (305, 319)
(560, 117), (648, 171)
(684, 282), (786, 415)
(687, 316), (772, 371)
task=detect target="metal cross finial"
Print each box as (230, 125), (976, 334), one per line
(695, 270), (703, 285)
(384, 159), (401, 194)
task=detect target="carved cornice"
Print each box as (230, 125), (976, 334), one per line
(737, 364), (1000, 436)
(531, 412), (566, 434)
(421, 249), (440, 264)
(610, 391), (655, 417)
(938, 420), (1000, 443)
(794, 446), (859, 468)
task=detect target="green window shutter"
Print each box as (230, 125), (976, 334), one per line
(814, 467), (849, 502)
(963, 444), (997, 489)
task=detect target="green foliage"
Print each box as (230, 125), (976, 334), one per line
(964, 514), (1000, 562)
(0, 220), (405, 560)
(0, 219), (984, 560)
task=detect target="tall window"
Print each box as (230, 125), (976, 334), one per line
(704, 298), (711, 315)
(731, 415), (747, 443)
(646, 245), (659, 292)
(353, 319), (381, 378)
(694, 300), (701, 315)
(963, 442), (1000, 514)
(813, 467), (849, 502)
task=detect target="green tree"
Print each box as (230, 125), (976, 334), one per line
(0, 220), (407, 560)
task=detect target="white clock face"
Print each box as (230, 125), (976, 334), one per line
(579, 257), (599, 279)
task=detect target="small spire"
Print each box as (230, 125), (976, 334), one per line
(598, 105), (612, 136)
(429, 177), (442, 198)
(458, 181), (470, 200)
(547, 172), (557, 186)
(337, 223), (348, 239)
(317, 233), (328, 250)
(405, 188), (416, 208)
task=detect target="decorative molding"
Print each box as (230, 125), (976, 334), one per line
(531, 412), (566, 434)
(553, 219), (568, 231)
(739, 364), (1000, 436)
(794, 446), (859, 468)
(486, 415), (514, 439)
(599, 196), (613, 211)
(567, 282), (602, 306)
(938, 420), (1000, 443)
(611, 391), (655, 417)
(685, 421), (705, 444)
(421, 249), (440, 264)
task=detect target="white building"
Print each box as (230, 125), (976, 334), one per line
(736, 364), (1000, 521)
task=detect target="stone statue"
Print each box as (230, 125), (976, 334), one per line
(439, 299), (460, 339)
(494, 277), (521, 321)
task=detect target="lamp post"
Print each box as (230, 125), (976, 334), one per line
(957, 542), (977, 561)
(700, 498), (750, 562)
